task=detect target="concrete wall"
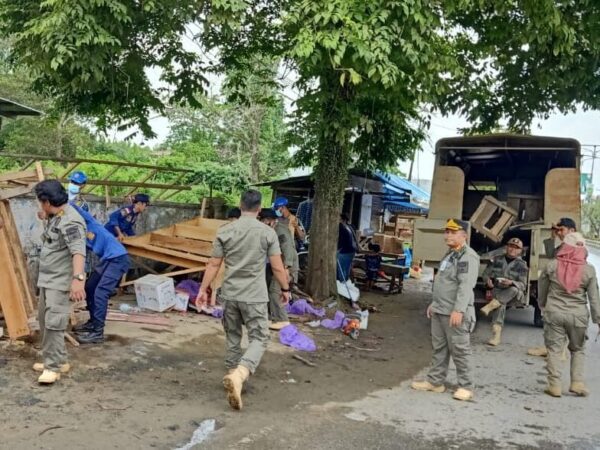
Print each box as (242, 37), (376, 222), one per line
(9, 194), (202, 259)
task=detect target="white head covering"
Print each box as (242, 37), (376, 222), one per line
(563, 232), (586, 248)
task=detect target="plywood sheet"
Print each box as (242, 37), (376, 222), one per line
(428, 166), (464, 220)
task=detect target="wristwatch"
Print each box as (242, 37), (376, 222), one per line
(281, 287), (291, 293)
(73, 273), (86, 281)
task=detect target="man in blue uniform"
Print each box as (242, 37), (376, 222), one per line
(73, 206), (130, 344)
(104, 193), (150, 241)
(67, 171), (90, 212)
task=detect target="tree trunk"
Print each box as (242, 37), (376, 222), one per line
(306, 73), (353, 301)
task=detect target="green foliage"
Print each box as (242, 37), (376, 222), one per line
(583, 198), (600, 238)
(0, 0), (206, 137)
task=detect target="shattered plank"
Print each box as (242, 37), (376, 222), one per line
(106, 311), (172, 326)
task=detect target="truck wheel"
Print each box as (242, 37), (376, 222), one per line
(533, 303), (543, 328)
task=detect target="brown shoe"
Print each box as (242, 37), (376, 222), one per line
(487, 324), (502, 346)
(453, 388), (474, 401)
(480, 299), (501, 316)
(223, 365), (250, 410)
(410, 380), (445, 393)
(569, 382), (589, 397)
(32, 363), (71, 374)
(527, 346), (548, 357)
(544, 384), (562, 397)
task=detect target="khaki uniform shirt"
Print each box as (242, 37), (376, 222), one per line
(212, 215), (281, 303)
(432, 245), (480, 322)
(38, 204), (87, 291)
(538, 259), (600, 323)
(482, 255), (528, 292)
(275, 221), (299, 282)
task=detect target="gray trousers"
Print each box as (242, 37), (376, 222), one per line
(492, 286), (523, 326)
(222, 300), (269, 373)
(543, 311), (588, 385)
(427, 313), (473, 388)
(38, 288), (71, 371)
(268, 279), (289, 322)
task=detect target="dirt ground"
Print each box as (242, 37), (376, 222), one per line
(0, 278), (434, 450)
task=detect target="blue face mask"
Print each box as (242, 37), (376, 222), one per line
(68, 183), (81, 195)
(275, 209), (283, 218)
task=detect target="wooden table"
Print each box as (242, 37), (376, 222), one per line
(352, 257), (409, 294)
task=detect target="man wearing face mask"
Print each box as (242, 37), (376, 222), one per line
(67, 171), (89, 212)
(273, 197), (305, 242)
(104, 193), (150, 242)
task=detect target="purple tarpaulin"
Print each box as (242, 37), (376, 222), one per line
(279, 324), (317, 352)
(286, 299), (326, 318)
(175, 280), (200, 301)
(321, 311), (346, 330)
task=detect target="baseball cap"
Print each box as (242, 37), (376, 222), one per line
(445, 218), (469, 232)
(68, 171), (88, 185)
(556, 217), (577, 230)
(507, 237), (523, 249)
(273, 197), (289, 209)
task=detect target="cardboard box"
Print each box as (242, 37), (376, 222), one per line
(173, 291), (190, 312)
(372, 233), (404, 255)
(134, 275), (177, 312)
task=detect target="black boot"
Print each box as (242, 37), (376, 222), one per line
(76, 328), (105, 344)
(72, 321), (94, 334)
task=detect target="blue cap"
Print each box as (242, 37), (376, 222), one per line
(273, 197), (289, 209)
(69, 171), (88, 185)
(134, 193), (150, 204)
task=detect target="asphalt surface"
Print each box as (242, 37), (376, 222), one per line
(324, 249), (600, 449)
(204, 251), (600, 450)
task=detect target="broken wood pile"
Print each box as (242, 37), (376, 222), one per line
(123, 217), (227, 270)
(0, 165), (47, 339)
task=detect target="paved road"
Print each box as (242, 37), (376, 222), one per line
(326, 249), (600, 449)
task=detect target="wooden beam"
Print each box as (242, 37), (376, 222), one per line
(84, 165), (120, 194)
(1, 153), (195, 173)
(35, 162), (45, 181)
(58, 178), (191, 190)
(120, 266), (204, 287)
(59, 162), (81, 179)
(125, 169), (158, 196)
(19, 159), (35, 171)
(154, 173), (186, 200)
(0, 169), (38, 183)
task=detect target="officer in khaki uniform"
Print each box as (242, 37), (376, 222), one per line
(258, 208), (300, 330)
(412, 219), (479, 401)
(538, 232), (600, 397)
(196, 190), (291, 410)
(480, 237), (528, 346)
(33, 180), (87, 384)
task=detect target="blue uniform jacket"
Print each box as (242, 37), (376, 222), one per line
(104, 206), (139, 237)
(73, 205), (128, 261)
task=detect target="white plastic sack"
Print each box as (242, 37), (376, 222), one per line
(337, 279), (360, 302)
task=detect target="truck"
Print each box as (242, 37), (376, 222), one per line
(414, 134), (581, 326)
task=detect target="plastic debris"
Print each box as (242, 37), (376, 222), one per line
(321, 311), (346, 330)
(279, 324), (317, 352)
(174, 419), (216, 450)
(286, 299), (325, 317)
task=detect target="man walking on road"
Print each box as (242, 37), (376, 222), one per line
(538, 232), (600, 397)
(481, 237), (528, 346)
(195, 190), (291, 410)
(412, 219), (479, 401)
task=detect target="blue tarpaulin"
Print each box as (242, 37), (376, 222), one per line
(373, 171), (430, 214)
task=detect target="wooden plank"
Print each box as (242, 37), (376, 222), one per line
(125, 247), (204, 268)
(35, 162), (45, 181)
(174, 224), (217, 242)
(0, 213), (30, 339)
(0, 169), (38, 183)
(125, 169), (157, 196)
(59, 178), (191, 190)
(200, 198), (207, 218)
(120, 266), (204, 287)
(0, 201), (36, 315)
(0, 184), (34, 200)
(59, 162), (81, 179)
(149, 233), (213, 256)
(84, 165), (120, 194)
(106, 311), (172, 326)
(131, 243), (209, 262)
